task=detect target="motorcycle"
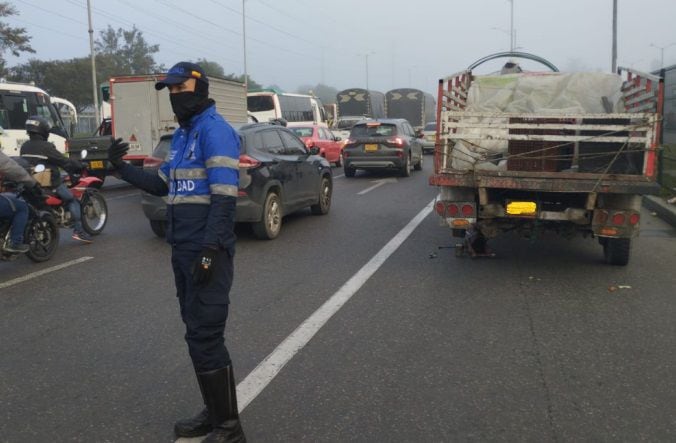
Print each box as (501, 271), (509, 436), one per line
(39, 152), (109, 236)
(0, 184), (60, 263)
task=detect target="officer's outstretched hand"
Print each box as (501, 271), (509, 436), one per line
(192, 247), (218, 286)
(108, 138), (129, 169)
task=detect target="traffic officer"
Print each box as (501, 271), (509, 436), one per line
(107, 62), (245, 442)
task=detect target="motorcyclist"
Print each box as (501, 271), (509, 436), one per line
(0, 151), (40, 253)
(20, 116), (93, 243)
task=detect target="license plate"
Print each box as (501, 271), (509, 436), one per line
(89, 160), (104, 169)
(506, 201), (537, 216)
(364, 144), (378, 152)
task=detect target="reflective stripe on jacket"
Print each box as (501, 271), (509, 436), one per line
(160, 105), (239, 206)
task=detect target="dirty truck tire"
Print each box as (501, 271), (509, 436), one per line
(603, 238), (631, 266)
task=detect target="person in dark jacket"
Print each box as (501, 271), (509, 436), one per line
(107, 62), (245, 443)
(0, 151), (39, 253)
(20, 116), (92, 243)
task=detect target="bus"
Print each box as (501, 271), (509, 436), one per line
(247, 91), (327, 126)
(0, 82), (69, 156)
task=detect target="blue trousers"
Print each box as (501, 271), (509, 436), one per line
(55, 184), (82, 232)
(0, 194), (28, 245)
(171, 246), (233, 372)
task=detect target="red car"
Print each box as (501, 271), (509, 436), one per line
(288, 124), (344, 166)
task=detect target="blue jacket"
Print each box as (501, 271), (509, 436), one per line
(120, 104), (239, 251)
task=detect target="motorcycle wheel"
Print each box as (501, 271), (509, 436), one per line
(81, 191), (108, 235)
(26, 214), (60, 263)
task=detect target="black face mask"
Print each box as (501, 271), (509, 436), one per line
(170, 92), (207, 123)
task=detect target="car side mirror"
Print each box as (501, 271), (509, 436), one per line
(309, 146), (320, 155)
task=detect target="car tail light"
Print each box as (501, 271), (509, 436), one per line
(611, 213), (626, 225)
(461, 204), (474, 217)
(237, 190), (248, 197)
(628, 213), (640, 225)
(387, 137), (404, 147)
(435, 201), (445, 215)
(239, 154), (261, 169)
(143, 156), (163, 168)
(447, 203), (459, 217)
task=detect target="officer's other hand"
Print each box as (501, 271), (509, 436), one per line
(192, 247), (218, 286)
(108, 138), (129, 169)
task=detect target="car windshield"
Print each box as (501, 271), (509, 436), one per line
(290, 127), (313, 138)
(350, 123), (397, 137)
(424, 123), (436, 131)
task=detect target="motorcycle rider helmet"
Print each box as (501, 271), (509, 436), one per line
(25, 116), (51, 140)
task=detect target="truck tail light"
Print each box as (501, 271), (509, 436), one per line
(461, 204), (474, 217)
(447, 203), (459, 216)
(628, 213), (640, 225)
(239, 154), (261, 169)
(611, 213), (626, 225)
(435, 201), (445, 215)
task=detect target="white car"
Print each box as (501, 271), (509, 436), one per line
(421, 121), (436, 154)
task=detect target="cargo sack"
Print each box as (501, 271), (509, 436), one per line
(32, 170), (51, 187)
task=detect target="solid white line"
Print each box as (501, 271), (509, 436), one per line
(333, 174), (345, 179)
(235, 197), (435, 411)
(0, 256), (94, 290)
(357, 182), (386, 195)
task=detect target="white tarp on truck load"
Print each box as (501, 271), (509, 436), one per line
(451, 72), (624, 170)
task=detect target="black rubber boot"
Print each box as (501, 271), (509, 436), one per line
(174, 372), (212, 438)
(199, 365), (246, 443)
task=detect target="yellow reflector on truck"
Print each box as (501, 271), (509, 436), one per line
(506, 201), (537, 216)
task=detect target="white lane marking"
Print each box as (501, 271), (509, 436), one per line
(0, 256), (94, 290)
(106, 192), (140, 201)
(333, 174), (345, 179)
(236, 197), (435, 411)
(357, 178), (397, 196)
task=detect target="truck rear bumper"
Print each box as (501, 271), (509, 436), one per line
(430, 171), (660, 195)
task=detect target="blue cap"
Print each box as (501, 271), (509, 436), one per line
(155, 62), (208, 90)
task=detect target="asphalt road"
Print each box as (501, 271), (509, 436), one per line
(1, 160), (675, 442)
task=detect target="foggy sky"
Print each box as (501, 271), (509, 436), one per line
(6, 0), (676, 96)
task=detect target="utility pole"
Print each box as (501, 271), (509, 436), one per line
(365, 54), (370, 91)
(242, 0), (248, 90)
(87, 0), (99, 125)
(509, 0), (514, 52)
(611, 0), (617, 73)
(650, 43), (676, 68)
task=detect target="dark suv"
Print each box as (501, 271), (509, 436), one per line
(141, 123), (333, 240)
(342, 118), (424, 177)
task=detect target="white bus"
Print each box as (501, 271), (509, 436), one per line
(247, 91), (327, 126)
(0, 82), (69, 156)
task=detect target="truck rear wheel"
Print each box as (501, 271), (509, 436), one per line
(603, 238), (631, 266)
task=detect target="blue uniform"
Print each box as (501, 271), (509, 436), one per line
(119, 104), (239, 371)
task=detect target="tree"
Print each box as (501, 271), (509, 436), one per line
(195, 58), (225, 78)
(296, 83), (338, 104)
(95, 25), (160, 75)
(0, 2), (34, 74)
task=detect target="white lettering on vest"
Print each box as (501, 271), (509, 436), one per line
(176, 180), (196, 192)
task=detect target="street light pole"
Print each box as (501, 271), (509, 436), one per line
(365, 54), (370, 91)
(611, 0), (617, 73)
(242, 0), (248, 91)
(651, 43), (676, 68)
(86, 0), (100, 126)
(508, 0), (514, 52)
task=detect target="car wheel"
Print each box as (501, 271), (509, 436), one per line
(344, 166), (356, 177)
(414, 151), (423, 171)
(149, 220), (167, 238)
(252, 191), (282, 240)
(310, 176), (332, 215)
(401, 154), (411, 177)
